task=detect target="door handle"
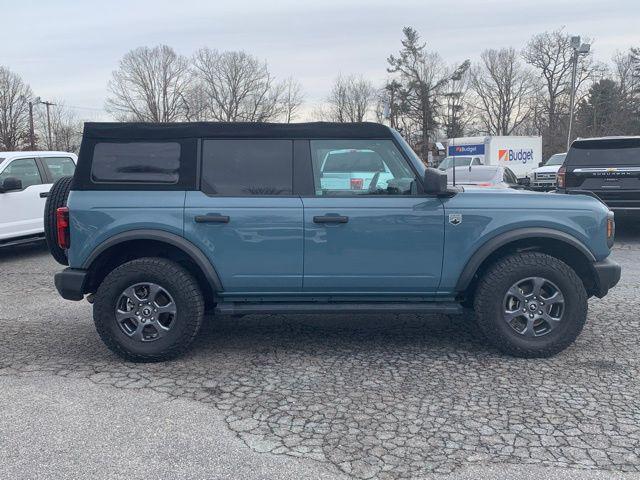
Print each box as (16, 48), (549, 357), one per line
(313, 215), (348, 224)
(40, 192), (49, 198)
(194, 214), (230, 223)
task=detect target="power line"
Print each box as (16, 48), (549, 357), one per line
(63, 104), (106, 113)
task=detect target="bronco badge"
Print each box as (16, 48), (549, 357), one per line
(449, 213), (462, 225)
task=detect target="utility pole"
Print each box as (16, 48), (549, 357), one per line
(567, 36), (590, 150)
(40, 100), (56, 149)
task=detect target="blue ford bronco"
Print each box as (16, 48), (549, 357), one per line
(46, 122), (621, 362)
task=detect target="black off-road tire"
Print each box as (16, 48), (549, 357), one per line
(44, 176), (73, 265)
(93, 257), (205, 362)
(474, 252), (588, 358)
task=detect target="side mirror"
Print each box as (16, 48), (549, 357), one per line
(538, 162), (544, 167)
(0, 177), (23, 193)
(423, 168), (447, 194)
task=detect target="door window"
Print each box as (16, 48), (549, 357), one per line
(310, 140), (418, 196)
(43, 157), (76, 182)
(0, 158), (42, 188)
(201, 140), (293, 196)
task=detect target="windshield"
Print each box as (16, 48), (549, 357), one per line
(390, 129), (426, 176)
(438, 156), (471, 170)
(545, 153), (566, 166)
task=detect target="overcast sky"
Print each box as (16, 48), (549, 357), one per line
(1, 0), (637, 121)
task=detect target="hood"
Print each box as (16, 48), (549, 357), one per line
(458, 185), (609, 210)
(532, 165), (561, 174)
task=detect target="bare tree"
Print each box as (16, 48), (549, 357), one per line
(324, 75), (376, 122)
(611, 48), (640, 133)
(281, 77), (304, 123)
(0, 66), (33, 150)
(192, 49), (284, 122)
(34, 103), (82, 152)
(442, 66), (474, 138)
(522, 28), (596, 154)
(387, 27), (469, 158)
(471, 48), (537, 135)
(106, 45), (192, 122)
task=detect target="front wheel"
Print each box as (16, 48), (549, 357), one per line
(93, 257), (204, 362)
(474, 252), (588, 358)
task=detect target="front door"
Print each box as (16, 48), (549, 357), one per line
(302, 139), (445, 294)
(184, 139), (304, 293)
(0, 158), (49, 240)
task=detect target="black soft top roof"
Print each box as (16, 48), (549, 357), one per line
(82, 122), (393, 140)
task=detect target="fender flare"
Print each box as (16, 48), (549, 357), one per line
(82, 229), (223, 291)
(455, 227), (596, 292)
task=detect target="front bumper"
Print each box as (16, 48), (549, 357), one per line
(54, 268), (88, 301)
(592, 258), (621, 298)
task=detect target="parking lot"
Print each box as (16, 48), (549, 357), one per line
(1, 222), (639, 480)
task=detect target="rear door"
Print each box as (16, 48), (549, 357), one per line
(184, 139), (304, 293)
(303, 139), (445, 294)
(0, 157), (49, 240)
(565, 139), (640, 211)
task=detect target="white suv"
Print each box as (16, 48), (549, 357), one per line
(529, 152), (566, 190)
(0, 151), (76, 246)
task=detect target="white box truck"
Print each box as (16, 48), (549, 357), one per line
(441, 136), (542, 179)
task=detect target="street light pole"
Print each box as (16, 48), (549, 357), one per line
(566, 36), (590, 150)
(28, 101), (35, 150)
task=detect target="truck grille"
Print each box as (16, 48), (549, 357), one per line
(535, 172), (556, 181)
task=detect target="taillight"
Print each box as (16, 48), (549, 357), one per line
(56, 207), (70, 249)
(557, 166), (566, 188)
(350, 178), (363, 190)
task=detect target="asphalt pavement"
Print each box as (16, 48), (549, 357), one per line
(1, 221), (639, 480)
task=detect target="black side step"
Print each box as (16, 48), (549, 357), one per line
(215, 302), (464, 315)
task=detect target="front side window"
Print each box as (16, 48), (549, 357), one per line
(310, 140), (417, 196)
(91, 142), (180, 184)
(44, 157), (76, 182)
(201, 140), (292, 196)
(0, 158), (42, 188)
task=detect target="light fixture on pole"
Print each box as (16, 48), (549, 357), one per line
(567, 36), (590, 150)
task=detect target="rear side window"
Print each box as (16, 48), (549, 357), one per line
(43, 157), (75, 182)
(201, 140), (292, 196)
(91, 142), (180, 184)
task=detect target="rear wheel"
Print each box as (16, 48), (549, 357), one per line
(474, 252), (587, 358)
(44, 176), (73, 265)
(93, 257), (204, 362)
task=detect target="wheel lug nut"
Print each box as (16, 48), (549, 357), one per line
(538, 310), (543, 314)
(529, 314), (534, 318)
